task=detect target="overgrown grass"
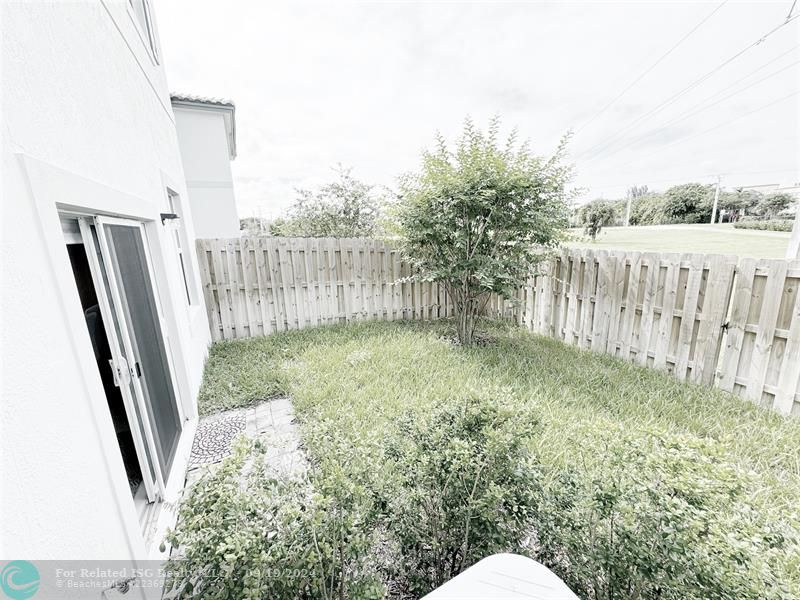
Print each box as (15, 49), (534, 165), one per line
(197, 319), (800, 595)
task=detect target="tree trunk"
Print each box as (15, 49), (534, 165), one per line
(456, 299), (476, 346)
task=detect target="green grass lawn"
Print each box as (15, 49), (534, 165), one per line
(197, 320), (800, 596)
(567, 223), (791, 258)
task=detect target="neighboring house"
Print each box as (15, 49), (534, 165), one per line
(2, 0), (211, 565)
(171, 94), (241, 238)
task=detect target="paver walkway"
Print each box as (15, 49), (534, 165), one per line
(185, 398), (307, 488)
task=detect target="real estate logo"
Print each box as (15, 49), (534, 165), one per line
(0, 561), (39, 599)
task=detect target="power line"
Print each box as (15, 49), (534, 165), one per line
(659, 43), (799, 117)
(787, 0), (798, 20)
(574, 13), (800, 161)
(577, 169), (800, 201)
(647, 59), (799, 132)
(581, 57), (800, 165)
(586, 168), (800, 190)
(580, 132), (799, 180)
(611, 90), (799, 171)
(573, 0), (730, 135)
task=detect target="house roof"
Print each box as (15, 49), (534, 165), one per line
(170, 93), (237, 159)
(170, 93), (235, 107)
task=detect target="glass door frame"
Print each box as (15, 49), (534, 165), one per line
(78, 215), (185, 502)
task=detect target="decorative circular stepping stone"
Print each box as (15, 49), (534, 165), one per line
(188, 411), (247, 468)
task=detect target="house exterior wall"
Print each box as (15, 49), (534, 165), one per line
(1, 0), (209, 561)
(173, 107), (241, 238)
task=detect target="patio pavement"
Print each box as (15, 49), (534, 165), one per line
(184, 398), (307, 489)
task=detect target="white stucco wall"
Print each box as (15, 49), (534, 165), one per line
(173, 107), (241, 238)
(1, 0), (210, 560)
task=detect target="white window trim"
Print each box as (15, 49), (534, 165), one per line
(166, 189), (198, 307)
(125, 0), (160, 66)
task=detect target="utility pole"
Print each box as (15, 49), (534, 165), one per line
(710, 175), (721, 224)
(256, 205), (265, 234)
(624, 189), (632, 227)
(788, 199), (800, 258)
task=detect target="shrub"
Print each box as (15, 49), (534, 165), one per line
(381, 393), (541, 596)
(165, 439), (385, 600)
(578, 199), (616, 240)
(395, 117), (572, 345)
(532, 428), (796, 599)
(734, 219), (794, 232)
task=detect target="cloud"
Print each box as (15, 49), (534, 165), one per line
(155, 0), (800, 214)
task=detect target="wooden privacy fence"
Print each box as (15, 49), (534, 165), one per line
(196, 237), (454, 340)
(196, 238), (800, 416)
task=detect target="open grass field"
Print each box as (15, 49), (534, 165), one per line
(197, 319), (800, 597)
(567, 223), (791, 258)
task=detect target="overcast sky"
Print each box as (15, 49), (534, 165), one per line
(155, 0), (800, 218)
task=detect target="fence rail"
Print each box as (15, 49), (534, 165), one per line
(196, 238), (800, 416)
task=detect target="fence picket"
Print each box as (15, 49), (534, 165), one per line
(619, 252), (643, 360)
(774, 267), (800, 414)
(674, 254), (704, 379)
(718, 258), (756, 391)
(606, 251), (627, 356)
(253, 238), (274, 335)
(210, 240), (234, 339)
(747, 260), (788, 405)
(635, 253), (659, 366)
(692, 256), (736, 385)
(591, 250), (612, 352)
(195, 240), (222, 341)
(578, 250), (595, 349)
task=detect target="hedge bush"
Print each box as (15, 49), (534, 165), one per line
(167, 393), (543, 599)
(165, 439), (386, 600)
(167, 415), (797, 599)
(382, 394), (541, 596)
(733, 219), (794, 232)
(532, 426), (796, 599)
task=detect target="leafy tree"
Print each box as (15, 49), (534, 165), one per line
(716, 189), (761, 222)
(662, 183), (713, 223)
(756, 193), (794, 219)
(722, 189), (761, 212)
(240, 216), (270, 235)
(270, 167), (385, 237)
(622, 185), (650, 225)
(579, 199), (616, 240)
(627, 184), (649, 199)
(396, 117), (571, 345)
(629, 193), (667, 225)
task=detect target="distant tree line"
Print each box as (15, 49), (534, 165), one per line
(240, 166), (390, 238)
(243, 178), (796, 240)
(575, 183), (796, 235)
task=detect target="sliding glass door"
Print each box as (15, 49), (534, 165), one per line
(79, 217), (182, 502)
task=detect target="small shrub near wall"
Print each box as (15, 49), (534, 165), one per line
(733, 219), (795, 232)
(164, 439), (387, 600)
